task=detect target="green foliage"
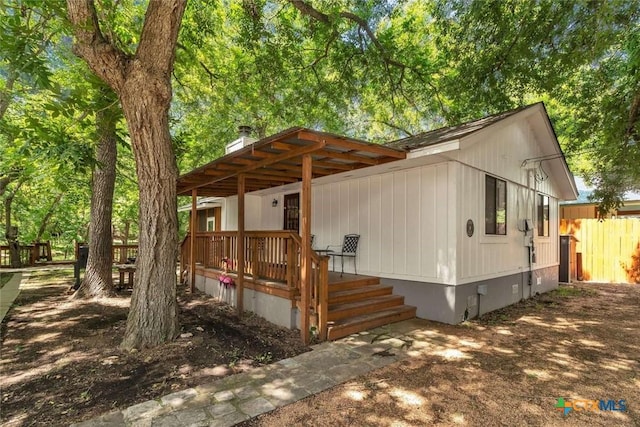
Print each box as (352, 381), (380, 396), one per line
(429, 0), (640, 208)
(113, 139), (139, 243)
(92, 0), (146, 55)
(1, 0), (639, 246)
(0, 0), (133, 256)
(171, 0), (640, 215)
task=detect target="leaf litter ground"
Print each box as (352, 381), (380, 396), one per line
(0, 268), (309, 426)
(239, 282), (640, 427)
(2, 269), (639, 426)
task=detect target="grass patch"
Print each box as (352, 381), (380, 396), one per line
(1, 273), (14, 289)
(554, 285), (596, 298)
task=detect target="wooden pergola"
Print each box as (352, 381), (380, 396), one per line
(177, 127), (406, 341)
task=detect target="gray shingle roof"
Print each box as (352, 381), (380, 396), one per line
(386, 103), (540, 151)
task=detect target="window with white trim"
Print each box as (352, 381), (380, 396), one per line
(485, 175), (507, 235)
(537, 194), (549, 237)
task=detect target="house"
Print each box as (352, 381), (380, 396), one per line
(178, 197), (223, 232)
(177, 102), (578, 343)
(560, 176), (640, 219)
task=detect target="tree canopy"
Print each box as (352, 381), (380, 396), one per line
(169, 0), (639, 213)
(3, 0), (638, 237)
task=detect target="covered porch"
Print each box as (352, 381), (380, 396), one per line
(177, 128), (413, 344)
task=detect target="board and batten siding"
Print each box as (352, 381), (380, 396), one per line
(452, 117), (561, 283)
(221, 195), (262, 231)
(253, 162), (457, 285)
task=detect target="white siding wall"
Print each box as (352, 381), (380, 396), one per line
(252, 163), (457, 284)
(453, 119), (561, 283)
(259, 194), (285, 230)
(221, 195), (262, 231)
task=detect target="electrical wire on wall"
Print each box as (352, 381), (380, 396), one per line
(534, 160), (549, 183)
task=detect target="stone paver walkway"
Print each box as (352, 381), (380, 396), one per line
(71, 318), (431, 427)
(0, 271), (24, 323)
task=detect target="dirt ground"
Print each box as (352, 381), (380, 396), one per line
(0, 268), (309, 427)
(2, 270), (639, 427)
(240, 282), (640, 427)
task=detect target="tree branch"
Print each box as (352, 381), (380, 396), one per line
(289, 0), (330, 24)
(305, 31), (338, 69)
(626, 89), (640, 141)
(0, 176), (12, 198)
(176, 42), (220, 85)
(135, 0), (187, 73)
(288, 0), (447, 117)
(66, 0), (129, 91)
(36, 192), (64, 241)
(376, 120), (414, 137)
(0, 71), (17, 120)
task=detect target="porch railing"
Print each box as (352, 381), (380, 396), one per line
(180, 230), (330, 341)
(0, 245), (34, 268)
(112, 244), (139, 264)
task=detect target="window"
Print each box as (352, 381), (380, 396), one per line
(537, 194), (549, 237)
(485, 175), (507, 235)
(206, 217), (215, 232)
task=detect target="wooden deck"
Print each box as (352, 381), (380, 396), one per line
(182, 231), (415, 343)
(194, 267), (416, 341)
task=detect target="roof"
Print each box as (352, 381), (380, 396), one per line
(177, 196), (224, 212)
(176, 127), (406, 197)
(388, 102), (576, 200)
(561, 177), (640, 205)
(386, 104), (537, 151)
(178, 103), (578, 201)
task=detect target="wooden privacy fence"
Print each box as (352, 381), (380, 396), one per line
(561, 218), (640, 284)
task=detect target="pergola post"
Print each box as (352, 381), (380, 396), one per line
(190, 189), (197, 292)
(237, 174), (245, 315)
(300, 154), (312, 344)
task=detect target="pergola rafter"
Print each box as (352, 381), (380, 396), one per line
(176, 127), (406, 198)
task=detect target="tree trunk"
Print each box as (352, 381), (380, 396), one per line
(74, 89), (118, 299)
(0, 71), (16, 120)
(0, 176), (11, 198)
(4, 180), (24, 268)
(119, 75), (179, 348)
(67, 0), (186, 349)
(35, 192), (64, 242)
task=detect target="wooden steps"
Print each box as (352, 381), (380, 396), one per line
(328, 276), (380, 291)
(327, 305), (417, 341)
(328, 284), (393, 304)
(328, 295), (405, 321)
(325, 274), (416, 341)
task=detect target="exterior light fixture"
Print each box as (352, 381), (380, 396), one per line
(272, 198), (278, 207)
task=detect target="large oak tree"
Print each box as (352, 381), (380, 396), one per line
(67, 0), (186, 348)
